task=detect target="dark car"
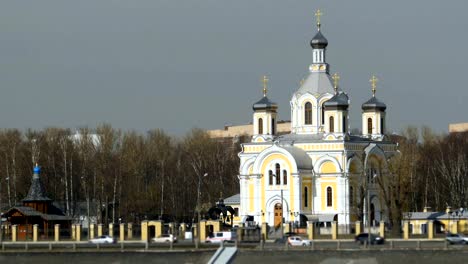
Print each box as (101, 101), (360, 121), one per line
(355, 233), (385, 245)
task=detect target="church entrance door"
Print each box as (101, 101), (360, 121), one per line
(274, 203), (283, 228)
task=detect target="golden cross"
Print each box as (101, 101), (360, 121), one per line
(332, 73), (340, 93)
(262, 75), (269, 96)
(369, 75), (378, 96)
(315, 9), (322, 28)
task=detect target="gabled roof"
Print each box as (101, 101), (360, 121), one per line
(224, 194), (240, 205)
(4, 206), (71, 221)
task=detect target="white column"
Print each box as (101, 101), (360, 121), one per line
(239, 175), (249, 217)
(293, 174), (301, 220)
(254, 175), (262, 223)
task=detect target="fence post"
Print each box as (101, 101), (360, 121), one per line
(55, 224), (60, 242)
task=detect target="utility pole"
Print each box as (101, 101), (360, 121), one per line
(197, 173), (208, 241)
(280, 189), (284, 239)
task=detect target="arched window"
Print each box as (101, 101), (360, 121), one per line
(380, 117), (384, 134)
(304, 187), (308, 207)
(329, 116), (334, 132)
(283, 170), (287, 185)
(304, 102), (312, 125)
(269, 170), (273, 185)
(350, 186), (354, 206)
(342, 116), (346, 133)
(272, 118), (276, 135)
(275, 164), (281, 185)
(321, 101), (327, 125)
(326, 187), (333, 207)
(258, 118), (263, 134)
(367, 118), (372, 134)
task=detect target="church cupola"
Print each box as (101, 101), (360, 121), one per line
(290, 10), (335, 135)
(362, 75), (387, 138)
(252, 75), (278, 142)
(323, 73), (349, 134)
(310, 9), (329, 72)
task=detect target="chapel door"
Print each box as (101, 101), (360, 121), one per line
(274, 203), (283, 228)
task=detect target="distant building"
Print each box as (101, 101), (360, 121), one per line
(207, 121), (291, 139)
(449, 122), (468, 133)
(3, 165), (71, 240)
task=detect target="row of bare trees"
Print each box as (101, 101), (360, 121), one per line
(0, 125), (240, 225)
(379, 128), (468, 232)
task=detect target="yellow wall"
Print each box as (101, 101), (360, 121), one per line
(302, 180), (312, 211)
(249, 181), (254, 211)
(320, 161), (337, 173)
(259, 153), (293, 213)
(321, 179), (337, 211)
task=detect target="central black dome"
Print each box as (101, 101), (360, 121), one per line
(310, 30), (328, 49)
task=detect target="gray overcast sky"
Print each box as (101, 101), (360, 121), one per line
(1, 1), (467, 136)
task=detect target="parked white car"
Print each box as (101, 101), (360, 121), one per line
(287, 236), (311, 246)
(90, 235), (116, 244)
(446, 233), (468, 244)
(205, 231), (237, 243)
(152, 234), (177, 243)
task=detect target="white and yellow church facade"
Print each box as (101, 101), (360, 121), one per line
(237, 14), (398, 230)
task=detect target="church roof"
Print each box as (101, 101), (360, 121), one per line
(252, 96), (277, 111)
(324, 92), (349, 109)
(23, 166), (52, 203)
(224, 194), (240, 205)
(278, 145), (313, 171)
(362, 96), (386, 111)
(295, 72), (335, 97)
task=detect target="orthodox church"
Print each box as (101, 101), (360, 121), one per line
(237, 12), (398, 230)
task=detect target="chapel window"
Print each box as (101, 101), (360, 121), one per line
(350, 186), (354, 206)
(329, 116), (334, 133)
(305, 102), (312, 125)
(269, 170), (273, 185)
(342, 116), (346, 133)
(283, 170), (287, 185)
(258, 118), (263, 134)
(327, 187), (333, 207)
(272, 118), (275, 135)
(367, 118), (373, 134)
(321, 101), (327, 125)
(275, 164), (281, 185)
(304, 187), (308, 208)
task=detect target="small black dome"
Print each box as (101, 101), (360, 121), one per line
(310, 30), (328, 49)
(253, 96), (277, 111)
(324, 92), (349, 110)
(362, 97), (386, 111)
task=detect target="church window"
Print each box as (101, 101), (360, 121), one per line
(342, 116), (346, 133)
(269, 170), (273, 185)
(283, 170), (287, 185)
(275, 164), (281, 185)
(272, 118), (276, 135)
(350, 186), (354, 206)
(258, 118), (263, 134)
(305, 102), (312, 125)
(329, 116), (334, 132)
(367, 118), (372, 134)
(304, 187), (308, 207)
(321, 101), (327, 125)
(326, 187), (333, 207)
(380, 117), (384, 134)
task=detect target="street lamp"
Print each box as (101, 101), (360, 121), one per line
(197, 173), (208, 240)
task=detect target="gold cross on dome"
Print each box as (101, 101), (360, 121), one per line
(370, 75), (378, 97)
(332, 73), (340, 93)
(262, 75), (269, 97)
(315, 9), (323, 28)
